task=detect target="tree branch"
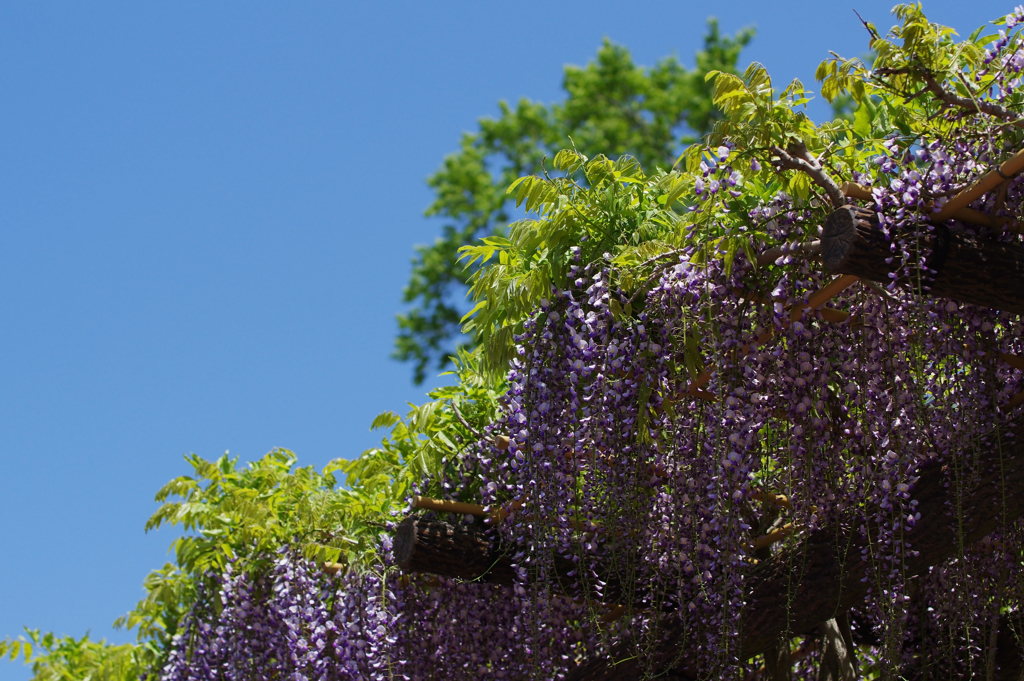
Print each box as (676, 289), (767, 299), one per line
(448, 400), (484, 441)
(919, 71), (1024, 129)
(770, 142), (845, 209)
(873, 66), (1024, 129)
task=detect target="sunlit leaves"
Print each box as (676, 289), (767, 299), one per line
(97, 350), (505, 679)
(817, 2), (1024, 151)
(458, 6), (1023, 378)
(461, 153), (702, 374)
(1, 629), (140, 681)
(705, 64), (819, 167)
(458, 133), (809, 372)
(16, 7), (1024, 681)
(816, 51), (871, 105)
(370, 410), (401, 431)
(146, 449), (361, 574)
(396, 24), (755, 381)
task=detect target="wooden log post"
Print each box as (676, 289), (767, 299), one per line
(393, 516), (516, 584)
(394, 515), (626, 602)
(820, 205), (1024, 315)
(817, 615), (857, 681)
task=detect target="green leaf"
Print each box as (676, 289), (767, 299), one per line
(552, 149), (580, 172)
(514, 176), (535, 207)
(663, 178), (690, 207)
(609, 297), (623, 320)
(460, 299), (487, 324)
(370, 411), (401, 431)
(614, 154), (641, 177)
(506, 176), (529, 194)
(852, 99), (874, 137)
(677, 144), (704, 173)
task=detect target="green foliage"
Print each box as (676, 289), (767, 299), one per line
(459, 145), (785, 374)
(9, 6), (1019, 680)
(98, 349), (502, 678)
(816, 4), (1019, 145)
(459, 5), (1023, 375)
(701, 62), (880, 203)
(458, 56), (894, 371)
(0, 629), (140, 681)
(341, 348), (504, 503)
(461, 151), (676, 373)
(144, 449), (365, 573)
(111, 564), (193, 674)
(395, 21), (754, 383)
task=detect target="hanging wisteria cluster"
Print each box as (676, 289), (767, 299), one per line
(159, 141), (1024, 679)
(161, 552), (397, 681)
(160, 546), (600, 681)
(459, 134), (1024, 676)
(155, 8), (1024, 680)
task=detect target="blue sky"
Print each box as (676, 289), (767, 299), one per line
(0, 1), (1001, 678)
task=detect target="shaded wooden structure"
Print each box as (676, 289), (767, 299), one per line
(386, 152), (1024, 679)
(821, 204), (1024, 315)
(393, 409), (1024, 679)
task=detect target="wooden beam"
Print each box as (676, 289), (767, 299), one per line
(394, 515), (613, 600)
(842, 181), (1020, 230)
(934, 149), (1024, 222)
(820, 205), (1024, 315)
(393, 516), (516, 584)
(413, 495), (487, 517)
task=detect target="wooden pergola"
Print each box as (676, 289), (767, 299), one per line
(388, 151), (1024, 680)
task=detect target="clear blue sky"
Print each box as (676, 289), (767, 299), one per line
(0, 1), (999, 678)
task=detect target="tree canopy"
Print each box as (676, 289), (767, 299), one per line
(394, 20), (754, 383)
(7, 4), (1024, 680)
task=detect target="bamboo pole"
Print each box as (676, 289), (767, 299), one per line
(413, 495), (487, 516)
(840, 182), (872, 202)
(934, 148), (1024, 222)
(750, 274), (861, 347)
(413, 494), (526, 523)
(819, 307), (851, 323)
(949, 206), (1003, 228)
(842, 182), (1014, 228)
(749, 491), (791, 509)
(805, 274), (861, 309)
(752, 523), (795, 551)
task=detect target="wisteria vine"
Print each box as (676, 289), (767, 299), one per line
(158, 7), (1024, 680)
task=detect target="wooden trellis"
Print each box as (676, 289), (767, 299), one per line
(383, 152), (1024, 679)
